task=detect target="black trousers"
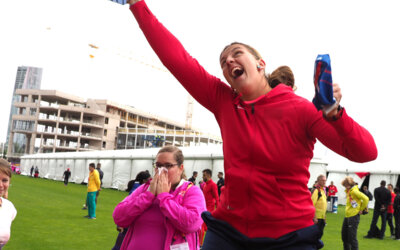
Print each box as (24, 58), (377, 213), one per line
(394, 211), (400, 239)
(367, 209), (387, 238)
(95, 189), (100, 204)
(201, 212), (323, 250)
(387, 213), (394, 235)
(342, 214), (360, 250)
(316, 219), (326, 239)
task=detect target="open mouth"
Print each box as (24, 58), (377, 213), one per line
(232, 67), (244, 79)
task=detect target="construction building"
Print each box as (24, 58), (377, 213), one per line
(7, 89), (222, 161)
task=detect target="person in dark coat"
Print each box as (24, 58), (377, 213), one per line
(361, 185), (373, 201)
(30, 166), (34, 177)
(95, 163), (104, 204)
(63, 168), (71, 186)
(188, 171), (198, 185)
(364, 180), (392, 239)
(217, 172), (225, 196)
(393, 187), (400, 240)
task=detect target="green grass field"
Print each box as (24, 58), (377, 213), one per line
(5, 175), (400, 249)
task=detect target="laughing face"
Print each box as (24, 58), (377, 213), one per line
(220, 43), (269, 100)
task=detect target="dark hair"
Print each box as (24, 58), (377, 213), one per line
(126, 180), (135, 192)
(267, 66), (295, 89)
(193, 171), (198, 176)
(218, 172), (223, 176)
(97, 163), (101, 168)
(0, 159), (12, 178)
(203, 169), (212, 177)
(381, 180), (386, 186)
(388, 183), (393, 188)
(394, 187), (400, 194)
(89, 163), (96, 168)
(135, 171), (151, 185)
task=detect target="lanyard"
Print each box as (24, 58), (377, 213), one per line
(170, 183), (193, 244)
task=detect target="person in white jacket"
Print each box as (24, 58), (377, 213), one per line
(0, 159), (17, 249)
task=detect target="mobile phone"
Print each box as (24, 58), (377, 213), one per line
(109, 0), (127, 5)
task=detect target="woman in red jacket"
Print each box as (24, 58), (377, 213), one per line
(127, 1), (378, 249)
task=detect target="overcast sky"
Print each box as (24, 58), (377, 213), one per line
(1, 0), (399, 171)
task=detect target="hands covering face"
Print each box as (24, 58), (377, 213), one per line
(149, 168), (171, 196)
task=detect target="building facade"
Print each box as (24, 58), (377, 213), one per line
(7, 89), (221, 161)
(5, 66), (43, 157)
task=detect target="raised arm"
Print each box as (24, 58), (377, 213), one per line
(128, 0), (227, 113)
(307, 84), (377, 163)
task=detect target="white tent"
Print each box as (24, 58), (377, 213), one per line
(20, 145), (328, 191)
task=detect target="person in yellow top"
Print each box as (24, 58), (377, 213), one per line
(341, 176), (369, 250)
(312, 174), (327, 238)
(86, 163), (101, 219)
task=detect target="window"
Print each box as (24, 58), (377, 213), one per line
(105, 117), (109, 124)
(102, 141), (106, 148)
(13, 120), (34, 131)
(104, 129), (107, 136)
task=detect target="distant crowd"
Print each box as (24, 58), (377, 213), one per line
(310, 174), (400, 250)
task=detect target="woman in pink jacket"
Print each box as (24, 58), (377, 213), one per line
(113, 146), (206, 250)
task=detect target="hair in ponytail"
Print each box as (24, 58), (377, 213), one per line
(267, 66), (295, 89)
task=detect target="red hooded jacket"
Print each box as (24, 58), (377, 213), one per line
(130, 1), (377, 239)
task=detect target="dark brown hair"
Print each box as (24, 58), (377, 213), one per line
(267, 66), (295, 88)
(0, 159), (12, 178)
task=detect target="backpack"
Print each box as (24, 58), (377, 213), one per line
(311, 187), (322, 201)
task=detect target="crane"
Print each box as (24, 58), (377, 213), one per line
(88, 43), (193, 129)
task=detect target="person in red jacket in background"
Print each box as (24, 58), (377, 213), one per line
(387, 184), (396, 238)
(200, 169), (219, 245)
(327, 181), (338, 202)
(202, 169), (219, 212)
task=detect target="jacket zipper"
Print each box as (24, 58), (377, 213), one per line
(247, 103), (256, 234)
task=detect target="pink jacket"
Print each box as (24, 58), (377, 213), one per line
(113, 181), (206, 250)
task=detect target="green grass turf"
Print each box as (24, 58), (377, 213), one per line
(5, 175), (400, 249)
(7, 174), (127, 250)
(322, 203), (400, 249)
